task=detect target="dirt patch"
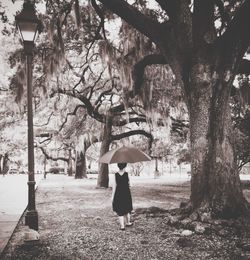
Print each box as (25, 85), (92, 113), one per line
(2, 176), (250, 260)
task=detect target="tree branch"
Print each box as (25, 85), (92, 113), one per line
(0, 87), (8, 91)
(218, 1), (250, 67)
(91, 0), (106, 40)
(113, 116), (147, 127)
(58, 105), (85, 132)
(154, 0), (173, 15)
(97, 0), (163, 43)
(102, 54), (167, 115)
(131, 54), (167, 96)
(156, 0), (192, 49)
(111, 129), (153, 142)
(85, 0), (107, 61)
(238, 59), (250, 75)
(193, 0), (216, 46)
(51, 88), (105, 123)
(34, 112), (54, 127)
(38, 146), (69, 163)
(171, 116), (189, 137)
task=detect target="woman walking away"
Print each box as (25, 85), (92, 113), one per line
(111, 163), (133, 230)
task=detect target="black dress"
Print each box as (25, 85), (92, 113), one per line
(112, 172), (133, 216)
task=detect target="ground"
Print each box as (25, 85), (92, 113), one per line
(2, 174), (250, 260)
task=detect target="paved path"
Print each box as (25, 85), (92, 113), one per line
(0, 174), (43, 256)
(1, 172), (249, 258)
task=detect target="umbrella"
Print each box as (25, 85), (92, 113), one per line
(99, 146), (151, 164)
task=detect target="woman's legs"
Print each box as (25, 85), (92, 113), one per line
(118, 216), (125, 229)
(125, 213), (133, 226)
(118, 213), (133, 229)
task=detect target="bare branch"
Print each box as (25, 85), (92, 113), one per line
(51, 88), (105, 123)
(170, 116), (189, 136)
(58, 105), (86, 132)
(0, 88), (8, 91)
(34, 112), (54, 127)
(111, 129), (153, 141)
(84, 0), (106, 60)
(113, 116), (147, 127)
(87, 70), (105, 99)
(36, 136), (53, 145)
(94, 86), (113, 107)
(38, 146), (69, 163)
(91, 0), (106, 40)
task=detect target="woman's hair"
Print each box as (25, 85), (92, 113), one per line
(117, 163), (127, 170)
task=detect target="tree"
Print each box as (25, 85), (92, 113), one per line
(93, 0), (250, 218)
(34, 99), (92, 178)
(7, 0), (250, 217)
(4, 1), (187, 188)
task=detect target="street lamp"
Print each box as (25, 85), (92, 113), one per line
(15, 0), (42, 231)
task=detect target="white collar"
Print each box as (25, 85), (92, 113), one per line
(118, 169), (125, 176)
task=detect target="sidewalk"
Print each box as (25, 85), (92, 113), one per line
(0, 174), (42, 256)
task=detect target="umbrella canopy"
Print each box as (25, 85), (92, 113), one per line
(99, 146), (151, 164)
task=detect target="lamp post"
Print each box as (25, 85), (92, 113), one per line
(15, 0), (41, 231)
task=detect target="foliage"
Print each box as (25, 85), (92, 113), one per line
(177, 149), (191, 165)
(231, 75), (250, 171)
(234, 128), (250, 171)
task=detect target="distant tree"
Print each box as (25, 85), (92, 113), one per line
(0, 153), (9, 175)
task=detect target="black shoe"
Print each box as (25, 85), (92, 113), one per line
(120, 227), (125, 231)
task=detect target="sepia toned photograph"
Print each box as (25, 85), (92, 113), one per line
(0, 0), (250, 259)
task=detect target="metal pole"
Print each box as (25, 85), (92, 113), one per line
(24, 42), (38, 231)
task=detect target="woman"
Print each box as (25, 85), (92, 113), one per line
(111, 163), (133, 230)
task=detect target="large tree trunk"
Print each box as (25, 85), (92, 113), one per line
(188, 63), (249, 218)
(97, 115), (112, 188)
(75, 151), (87, 179)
